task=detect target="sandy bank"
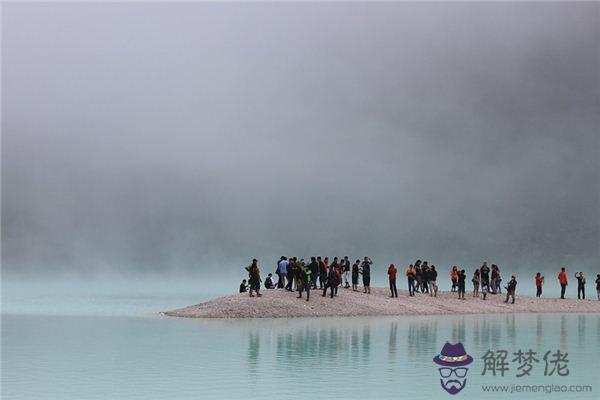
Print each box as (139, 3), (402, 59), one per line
(163, 287), (600, 318)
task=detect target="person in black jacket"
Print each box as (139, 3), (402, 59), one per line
(318, 257), (326, 289)
(575, 272), (586, 299)
(504, 275), (517, 304)
(343, 256), (351, 288)
(285, 258), (296, 291)
(361, 257), (372, 294)
(429, 266), (438, 297)
(297, 266), (311, 301)
(331, 257), (340, 296)
(421, 262), (430, 294)
(457, 269), (466, 300)
(308, 257), (319, 289)
(247, 259), (262, 297)
(480, 262), (490, 288)
(351, 260), (360, 291)
(414, 260), (422, 293)
(322, 265), (338, 298)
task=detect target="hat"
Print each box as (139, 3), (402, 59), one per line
(433, 342), (473, 366)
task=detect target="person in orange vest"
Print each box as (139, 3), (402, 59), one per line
(558, 267), (568, 299)
(406, 264), (416, 296)
(450, 266), (459, 292)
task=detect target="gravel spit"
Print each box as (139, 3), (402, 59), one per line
(163, 287), (600, 318)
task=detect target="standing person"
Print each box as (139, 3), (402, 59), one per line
(414, 260), (422, 293)
(535, 273), (544, 297)
(343, 256), (351, 288)
(481, 279), (489, 300)
(297, 265), (312, 301)
(490, 265), (498, 294)
(480, 262), (490, 301)
(558, 267), (568, 299)
(331, 257), (339, 275)
(472, 270), (480, 297)
(277, 257), (288, 289)
(351, 260), (360, 291)
(304, 266), (312, 301)
(574, 272), (586, 300)
(480, 262), (490, 291)
(406, 264), (416, 296)
(291, 258), (299, 291)
(322, 257), (330, 290)
(495, 265), (502, 294)
(504, 275), (517, 304)
(334, 258), (342, 296)
(285, 258), (295, 291)
(318, 257), (326, 289)
(457, 269), (466, 300)
(388, 264), (398, 298)
(450, 266), (458, 292)
(421, 262), (430, 294)
(361, 257), (372, 294)
(309, 257), (319, 289)
(295, 259), (306, 292)
(429, 265), (438, 297)
(322, 263), (337, 299)
(296, 266), (305, 299)
(246, 259), (262, 297)
(330, 257), (339, 296)
(596, 274), (600, 301)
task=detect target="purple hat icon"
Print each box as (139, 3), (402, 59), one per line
(433, 342), (473, 367)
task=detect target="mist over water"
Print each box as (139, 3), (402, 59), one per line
(2, 3), (599, 282)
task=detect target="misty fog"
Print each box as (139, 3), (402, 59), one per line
(2, 2), (599, 281)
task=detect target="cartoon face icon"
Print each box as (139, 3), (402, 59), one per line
(433, 342), (473, 395)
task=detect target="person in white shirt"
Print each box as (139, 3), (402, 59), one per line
(276, 256), (288, 288)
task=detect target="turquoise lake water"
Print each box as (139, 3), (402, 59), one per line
(2, 280), (599, 400)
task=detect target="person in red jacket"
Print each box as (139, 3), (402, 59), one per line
(388, 264), (398, 298)
(558, 267), (568, 299)
(535, 273), (544, 297)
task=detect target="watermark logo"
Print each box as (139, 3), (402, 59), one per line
(433, 342), (474, 395)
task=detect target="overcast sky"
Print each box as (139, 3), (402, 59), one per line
(2, 2), (598, 278)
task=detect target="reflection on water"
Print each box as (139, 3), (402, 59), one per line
(248, 332), (260, 376)
(536, 315), (543, 347)
(561, 315), (568, 349)
(388, 322), (397, 364)
(577, 315), (586, 349)
(3, 314), (599, 400)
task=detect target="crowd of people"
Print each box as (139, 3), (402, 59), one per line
(240, 256), (373, 300)
(239, 258), (600, 303)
